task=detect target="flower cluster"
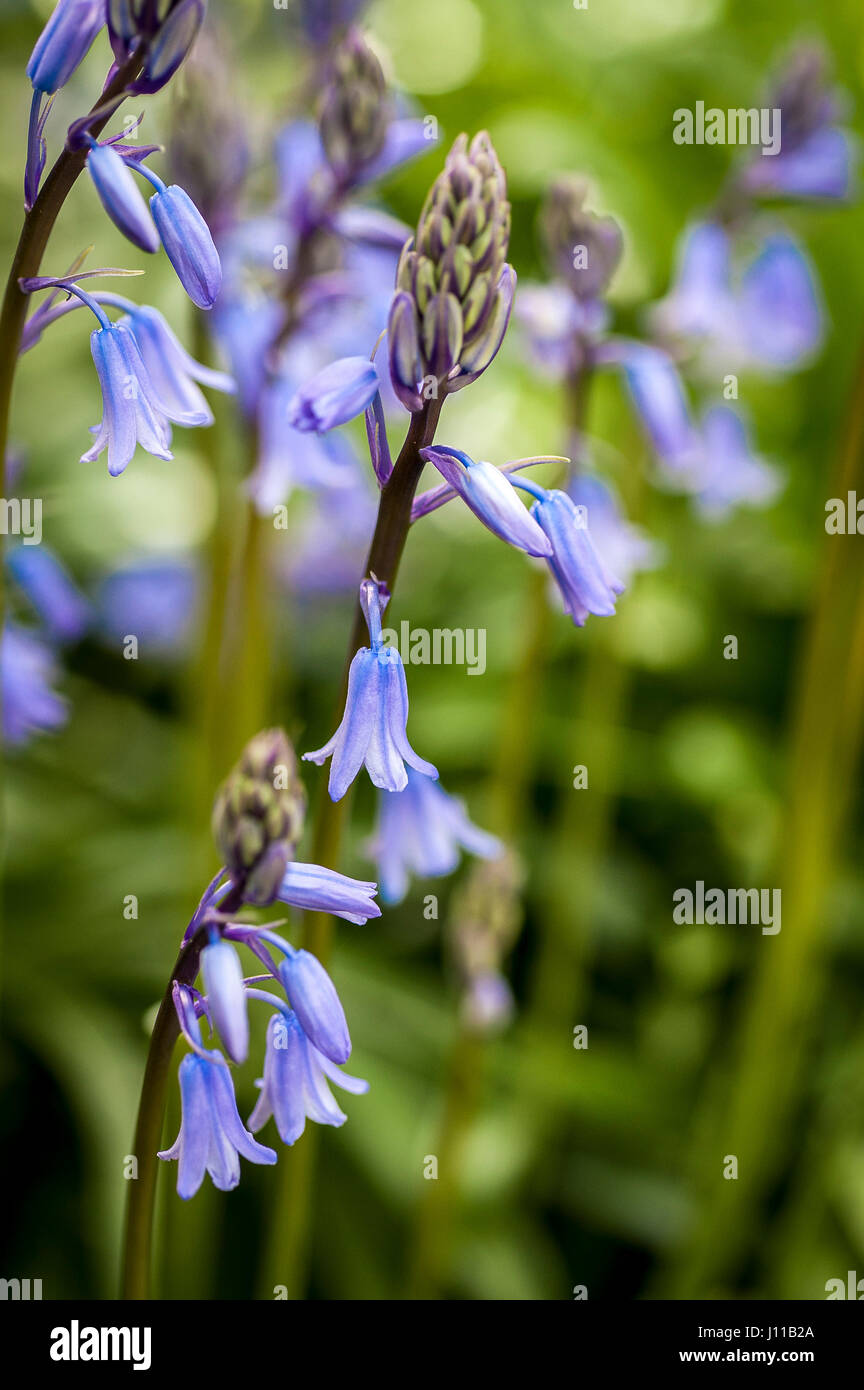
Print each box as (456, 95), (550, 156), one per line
(21, 0), (231, 475)
(159, 730), (379, 1199)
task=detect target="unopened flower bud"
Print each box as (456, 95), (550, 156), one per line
(318, 29), (389, 182)
(388, 131), (514, 405)
(541, 177), (623, 302)
(212, 729), (306, 905)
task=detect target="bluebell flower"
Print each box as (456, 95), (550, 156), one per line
(651, 221), (738, 344)
(201, 937), (250, 1065)
(691, 406), (782, 519)
(566, 476), (659, 587)
(7, 545), (91, 644)
(741, 46), (854, 202)
(304, 579), (438, 800)
(114, 303), (235, 425)
(615, 343), (701, 473)
(277, 948), (351, 1064)
(252, 380), (359, 511)
(158, 1050), (276, 1199)
(249, 1011), (368, 1147)
(86, 142), (161, 254)
(419, 447), (553, 557)
(515, 282), (601, 380)
(148, 178), (222, 309)
(737, 233), (822, 370)
(2, 624), (67, 746)
(286, 356), (380, 433)
(281, 478), (378, 595)
(97, 558), (199, 655)
(368, 767), (503, 904)
(27, 0), (105, 94)
(513, 478), (624, 627)
(276, 861), (382, 925)
(83, 319), (173, 475)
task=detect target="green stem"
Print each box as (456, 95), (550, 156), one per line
(661, 335), (864, 1297)
(121, 885), (244, 1299)
(257, 395), (443, 1298)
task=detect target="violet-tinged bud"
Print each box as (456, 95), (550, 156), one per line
(286, 356), (379, 433)
(86, 142), (160, 253)
(448, 851), (523, 1035)
(391, 132), (513, 400)
(108, 0), (205, 93)
(201, 938), (249, 1064)
(318, 28), (389, 182)
(420, 446), (552, 557)
(212, 729), (306, 906)
(278, 948), (351, 1065)
(149, 183), (222, 308)
(541, 176), (623, 302)
(27, 0), (105, 94)
(387, 291), (423, 412)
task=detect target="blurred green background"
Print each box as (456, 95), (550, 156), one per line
(2, 0), (864, 1301)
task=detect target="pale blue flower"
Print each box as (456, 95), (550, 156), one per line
(249, 1011), (368, 1147)
(419, 447), (553, 557)
(303, 579), (437, 800)
(368, 767), (503, 904)
(158, 1051), (276, 1199)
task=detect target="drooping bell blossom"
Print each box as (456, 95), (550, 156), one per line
(97, 558), (199, 656)
(158, 1049), (277, 1199)
(249, 1011), (368, 1147)
(1, 624), (67, 746)
(515, 283), (604, 380)
(566, 475), (659, 588)
(368, 766), (503, 905)
(252, 380), (359, 511)
(613, 342), (701, 473)
(420, 447), (552, 557)
(146, 173), (222, 309)
(281, 476), (378, 595)
(86, 141), (161, 254)
(304, 578), (438, 801)
(690, 405), (782, 520)
(286, 356), (380, 433)
(651, 221), (739, 345)
(276, 860), (381, 925)
(84, 315), (174, 475)
(27, 0), (105, 94)
(512, 477), (624, 627)
(737, 233), (823, 370)
(7, 545), (91, 644)
(201, 936), (250, 1065)
(117, 303), (235, 425)
(277, 948), (351, 1065)
(740, 46), (854, 202)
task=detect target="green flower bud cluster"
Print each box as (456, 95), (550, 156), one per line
(211, 729), (306, 906)
(389, 131), (514, 406)
(318, 29), (389, 182)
